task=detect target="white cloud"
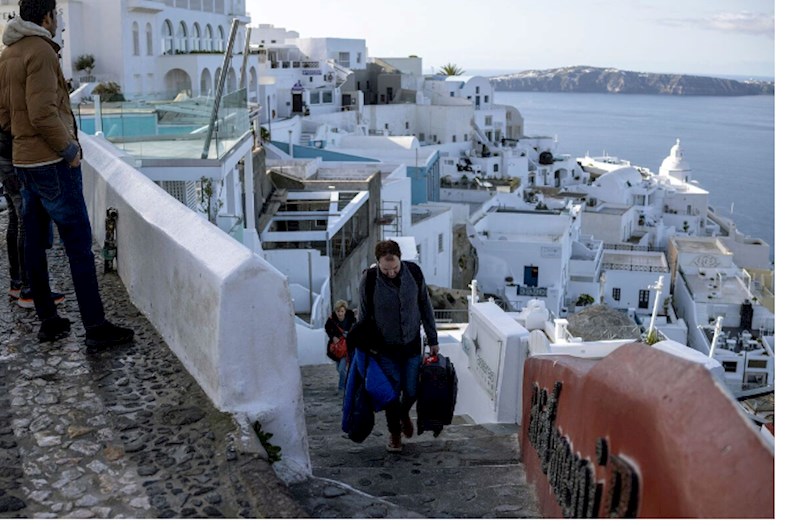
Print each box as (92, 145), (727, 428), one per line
(706, 11), (774, 36)
(661, 11), (774, 38)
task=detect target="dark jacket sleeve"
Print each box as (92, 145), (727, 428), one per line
(324, 316), (337, 342)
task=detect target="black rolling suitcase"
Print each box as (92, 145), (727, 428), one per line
(416, 352), (458, 437)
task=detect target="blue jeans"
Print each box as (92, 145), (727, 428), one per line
(17, 160), (105, 327)
(373, 352), (422, 435)
(336, 357), (348, 391)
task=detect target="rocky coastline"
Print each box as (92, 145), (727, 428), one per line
(490, 66), (774, 96)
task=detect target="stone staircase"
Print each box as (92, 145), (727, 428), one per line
(287, 364), (542, 519)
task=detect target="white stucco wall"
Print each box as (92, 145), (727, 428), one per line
(409, 206), (453, 289)
(80, 133), (311, 480)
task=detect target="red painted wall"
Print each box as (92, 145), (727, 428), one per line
(519, 342), (774, 518)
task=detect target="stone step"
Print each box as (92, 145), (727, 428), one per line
(309, 433), (522, 469)
(293, 363), (540, 519)
(287, 477), (424, 519)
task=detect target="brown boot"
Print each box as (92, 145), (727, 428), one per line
(386, 432), (403, 452)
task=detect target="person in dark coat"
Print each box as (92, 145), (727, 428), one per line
(358, 240), (439, 452)
(325, 299), (355, 392)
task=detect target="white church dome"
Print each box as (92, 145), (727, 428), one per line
(659, 139), (692, 179)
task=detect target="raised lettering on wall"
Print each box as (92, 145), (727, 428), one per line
(528, 381), (640, 518)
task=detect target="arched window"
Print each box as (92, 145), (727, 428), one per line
(204, 24), (213, 51)
(177, 21), (188, 53)
(217, 25), (225, 52)
(200, 68), (213, 97)
(132, 22), (140, 56)
(192, 22), (201, 51)
(161, 20), (174, 55)
(146, 23), (153, 56)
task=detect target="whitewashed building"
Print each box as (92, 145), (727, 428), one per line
(467, 193), (584, 315)
(3, 0), (254, 100)
(667, 236), (774, 390)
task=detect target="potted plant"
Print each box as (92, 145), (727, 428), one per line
(74, 54), (96, 82)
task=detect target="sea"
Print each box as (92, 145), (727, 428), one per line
(493, 92), (775, 261)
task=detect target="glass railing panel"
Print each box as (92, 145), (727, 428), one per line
(72, 87), (251, 160)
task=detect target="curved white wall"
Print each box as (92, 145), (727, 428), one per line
(80, 133), (311, 479)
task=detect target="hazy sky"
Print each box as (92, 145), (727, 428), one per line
(245, 0), (775, 78)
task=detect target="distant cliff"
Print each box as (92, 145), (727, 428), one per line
(489, 66), (774, 96)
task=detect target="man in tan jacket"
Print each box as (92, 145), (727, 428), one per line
(0, 0), (133, 349)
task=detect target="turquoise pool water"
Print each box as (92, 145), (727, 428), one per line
(76, 113), (200, 138)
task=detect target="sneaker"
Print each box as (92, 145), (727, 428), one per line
(401, 415), (414, 438)
(386, 432), (403, 453)
(9, 280), (22, 300)
(17, 288), (66, 309)
(38, 316), (72, 342)
(85, 320), (134, 350)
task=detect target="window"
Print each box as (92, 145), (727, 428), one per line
(338, 51), (350, 68)
(322, 91), (333, 103)
(638, 289), (650, 309)
(418, 133), (425, 142)
(493, 164), (499, 173)
(192, 22), (201, 50)
(484, 95), (489, 103)
(310, 92), (320, 104)
(432, 135), (438, 143)
(405, 122), (409, 129)
(384, 123), (389, 130)
(132, 22), (140, 56)
(476, 86), (480, 94)
(464, 134), (468, 141)
(748, 360), (768, 369)
(161, 20), (174, 54)
(452, 135), (457, 142)
(450, 91), (455, 97)
(485, 116), (492, 126)
(438, 234), (444, 252)
(177, 22), (188, 52)
(722, 361), (738, 373)
(146, 23), (153, 55)
(204, 24), (213, 50)
(612, 288), (621, 301)
(356, 52), (362, 64)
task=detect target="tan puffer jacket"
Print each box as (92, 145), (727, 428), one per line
(0, 17), (79, 166)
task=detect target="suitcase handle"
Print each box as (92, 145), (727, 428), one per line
(423, 352), (439, 365)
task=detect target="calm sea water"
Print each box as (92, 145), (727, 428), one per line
(494, 92), (775, 257)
